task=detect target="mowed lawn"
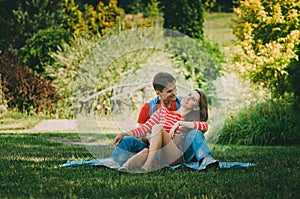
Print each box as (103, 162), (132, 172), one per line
(0, 133), (299, 198)
(204, 12), (236, 47)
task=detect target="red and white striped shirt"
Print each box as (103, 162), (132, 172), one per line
(132, 107), (208, 138)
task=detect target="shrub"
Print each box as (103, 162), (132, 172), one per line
(63, 0), (125, 37)
(219, 98), (300, 146)
(168, 36), (223, 92)
(45, 35), (100, 118)
(0, 50), (60, 115)
(1, 0), (66, 52)
(162, 0), (204, 39)
(20, 27), (70, 75)
(231, 0), (300, 97)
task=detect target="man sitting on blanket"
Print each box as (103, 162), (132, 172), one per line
(97, 72), (218, 170)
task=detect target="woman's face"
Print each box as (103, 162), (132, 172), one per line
(181, 90), (200, 110)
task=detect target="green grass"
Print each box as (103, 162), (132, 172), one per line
(0, 133), (299, 198)
(0, 111), (43, 130)
(204, 12), (236, 48)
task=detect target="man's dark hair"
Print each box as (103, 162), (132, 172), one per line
(152, 72), (176, 92)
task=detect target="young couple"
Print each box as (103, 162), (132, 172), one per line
(96, 72), (219, 172)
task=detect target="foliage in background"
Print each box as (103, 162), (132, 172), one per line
(20, 27), (71, 75)
(286, 46), (300, 121)
(162, 0), (204, 39)
(63, 0), (85, 36)
(0, 51), (60, 115)
(116, 0), (151, 14)
(0, 75), (6, 108)
(169, 37), (223, 92)
(1, 0), (66, 59)
(45, 35), (100, 118)
(219, 98), (300, 146)
(0, 0), (65, 52)
(202, 0), (240, 12)
(64, 0), (125, 37)
(230, 0), (300, 98)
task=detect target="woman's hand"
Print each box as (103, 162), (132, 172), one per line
(170, 121), (180, 139)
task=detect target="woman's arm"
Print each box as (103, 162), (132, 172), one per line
(192, 121), (208, 131)
(131, 108), (162, 138)
(114, 108), (163, 145)
(169, 121), (208, 138)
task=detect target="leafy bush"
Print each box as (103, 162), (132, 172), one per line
(0, 51), (60, 115)
(162, 0), (204, 39)
(1, 0), (66, 51)
(63, 0), (125, 37)
(219, 98), (300, 146)
(45, 35), (100, 118)
(230, 0), (300, 97)
(20, 27), (70, 75)
(167, 36), (223, 92)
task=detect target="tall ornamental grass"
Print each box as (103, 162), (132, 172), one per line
(219, 98), (299, 146)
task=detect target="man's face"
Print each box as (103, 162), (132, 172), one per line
(156, 82), (177, 104)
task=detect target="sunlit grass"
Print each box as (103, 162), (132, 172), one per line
(0, 111), (43, 130)
(204, 12), (236, 48)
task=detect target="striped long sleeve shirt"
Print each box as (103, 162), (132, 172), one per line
(132, 107), (208, 138)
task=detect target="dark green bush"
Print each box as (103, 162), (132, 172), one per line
(219, 98), (300, 146)
(0, 0), (66, 51)
(20, 27), (70, 75)
(162, 0), (204, 39)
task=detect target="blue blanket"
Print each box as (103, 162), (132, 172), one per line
(59, 158), (255, 170)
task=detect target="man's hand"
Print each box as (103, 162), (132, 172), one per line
(113, 134), (123, 146)
(113, 131), (133, 146)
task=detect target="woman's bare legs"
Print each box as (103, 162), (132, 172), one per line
(142, 124), (182, 171)
(121, 148), (149, 170)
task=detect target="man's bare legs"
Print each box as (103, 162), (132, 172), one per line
(141, 124), (182, 171)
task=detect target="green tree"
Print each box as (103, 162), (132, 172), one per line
(0, 0), (22, 50)
(117, 0), (144, 14)
(162, 0), (204, 39)
(0, 0), (69, 76)
(231, 0), (300, 97)
(0, 0), (65, 51)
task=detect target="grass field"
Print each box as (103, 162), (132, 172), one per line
(0, 133), (299, 198)
(204, 12), (236, 47)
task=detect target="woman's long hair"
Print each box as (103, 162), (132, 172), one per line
(182, 89), (208, 133)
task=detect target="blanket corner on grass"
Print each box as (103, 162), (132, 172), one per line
(59, 158), (256, 170)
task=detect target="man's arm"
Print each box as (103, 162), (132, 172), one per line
(137, 103), (150, 124)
